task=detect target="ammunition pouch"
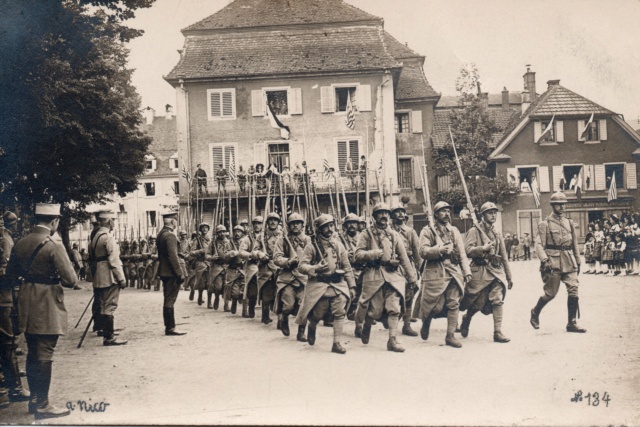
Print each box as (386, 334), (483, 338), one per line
(317, 271), (344, 284)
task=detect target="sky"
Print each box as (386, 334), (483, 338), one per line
(127, 0), (640, 128)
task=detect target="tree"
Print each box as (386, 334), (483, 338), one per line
(0, 0), (154, 247)
(433, 64), (516, 214)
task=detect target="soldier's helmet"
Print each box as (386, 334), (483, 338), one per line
(149, 236), (156, 241)
(240, 219), (249, 226)
(199, 223), (210, 232)
(343, 213), (360, 224)
(433, 201), (452, 213)
(549, 191), (568, 204)
(372, 202), (391, 216)
(314, 214), (334, 230)
(72, 243), (78, 248)
(287, 213), (305, 225)
(252, 216), (264, 224)
(216, 225), (227, 233)
(479, 202), (499, 215)
(266, 212), (281, 222)
(390, 204), (406, 214)
(2, 211), (18, 227)
(233, 225), (245, 232)
(358, 216), (366, 224)
(139, 239), (147, 245)
(131, 240), (139, 248)
(179, 230), (188, 236)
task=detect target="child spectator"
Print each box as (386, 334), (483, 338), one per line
(583, 233), (596, 274)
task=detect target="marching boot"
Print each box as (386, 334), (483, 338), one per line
(460, 308), (478, 338)
(261, 306), (272, 324)
(197, 290), (204, 306)
(296, 325), (307, 342)
(280, 314), (290, 337)
(361, 319), (372, 345)
(307, 322), (317, 346)
(189, 288), (195, 301)
(248, 297), (257, 318)
(103, 316), (128, 346)
(445, 310), (462, 348)
(354, 323), (362, 338)
(331, 342), (346, 354)
(34, 361), (70, 420)
(420, 315), (432, 341)
(402, 314), (418, 337)
(387, 315), (405, 352)
(1, 340), (29, 401)
(26, 358), (38, 414)
(165, 308), (187, 336)
(276, 315), (282, 330)
(331, 317), (345, 353)
(207, 292), (213, 309)
(530, 297), (549, 330)
(231, 299), (238, 314)
(492, 305), (510, 343)
(566, 296), (587, 333)
(242, 300), (249, 318)
(213, 293), (220, 310)
(387, 337), (405, 352)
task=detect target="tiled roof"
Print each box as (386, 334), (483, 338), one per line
(431, 108), (519, 148)
(383, 31), (421, 59)
(141, 116), (178, 176)
(395, 61), (439, 100)
(438, 93), (522, 108)
(183, 0), (381, 32)
(166, 26), (399, 80)
(529, 85), (613, 117)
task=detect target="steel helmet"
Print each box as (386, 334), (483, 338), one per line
(343, 213), (359, 224)
(372, 202), (391, 216)
(479, 202), (499, 215)
(549, 191), (568, 204)
(216, 225), (227, 233)
(149, 236), (156, 241)
(239, 219), (249, 225)
(314, 214), (334, 230)
(233, 225), (245, 232)
(179, 230), (188, 236)
(287, 213), (305, 225)
(2, 211), (18, 227)
(252, 216), (264, 224)
(266, 212), (281, 222)
(433, 201), (452, 213)
(199, 223), (210, 231)
(390, 204), (406, 214)
(139, 239), (147, 245)
(358, 216), (366, 224)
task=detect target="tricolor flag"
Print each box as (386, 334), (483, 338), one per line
(181, 158), (192, 184)
(228, 152), (236, 183)
(345, 92), (356, 130)
(536, 114), (555, 143)
(266, 102), (290, 139)
(323, 159), (331, 180)
(608, 174), (618, 202)
(580, 112), (595, 141)
(531, 174), (541, 208)
(575, 167), (583, 201)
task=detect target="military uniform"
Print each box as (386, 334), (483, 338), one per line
(224, 227), (246, 314)
(177, 232), (192, 289)
(238, 218), (264, 318)
(206, 227), (232, 310)
(189, 227), (211, 306)
(127, 241), (140, 289)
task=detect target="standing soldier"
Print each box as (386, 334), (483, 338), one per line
(354, 203), (418, 352)
(189, 223), (211, 306)
(119, 240), (131, 287)
(461, 202), (513, 343)
(224, 226), (246, 314)
(256, 213), (282, 325)
(296, 214), (356, 354)
(88, 211), (128, 346)
(70, 244), (82, 278)
(6, 203), (77, 419)
(156, 212), (187, 336)
(341, 214), (363, 325)
(0, 212), (30, 405)
(390, 204), (421, 338)
(177, 230), (191, 290)
(127, 240), (139, 288)
(206, 225), (231, 310)
(273, 213), (311, 341)
(238, 216), (264, 319)
(147, 236), (160, 291)
(413, 201), (471, 348)
(530, 192), (586, 333)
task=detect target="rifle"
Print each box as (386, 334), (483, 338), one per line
(334, 175), (341, 221)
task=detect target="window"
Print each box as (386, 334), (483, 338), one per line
(266, 90), (288, 115)
(585, 120), (599, 142)
(335, 87), (357, 112)
(147, 211), (157, 228)
(144, 182), (155, 196)
(207, 88), (236, 120)
(516, 167), (537, 192)
(173, 181), (179, 195)
(539, 120), (555, 143)
(267, 143), (290, 172)
(562, 165), (583, 191)
(395, 113), (410, 133)
(398, 158), (412, 189)
(605, 164), (624, 189)
(170, 158), (179, 170)
(145, 160), (154, 170)
(209, 143), (237, 177)
(337, 139), (360, 174)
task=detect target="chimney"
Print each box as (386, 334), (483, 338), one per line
(143, 106), (154, 125)
(165, 104), (174, 120)
(547, 79), (560, 90)
(523, 66), (536, 102)
(479, 92), (489, 112)
(502, 87), (510, 111)
(521, 91), (530, 114)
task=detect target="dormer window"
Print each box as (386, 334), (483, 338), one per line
(169, 153), (179, 171)
(144, 155), (157, 172)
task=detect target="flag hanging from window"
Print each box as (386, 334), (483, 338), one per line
(536, 114), (555, 143)
(608, 174), (617, 202)
(580, 112), (594, 140)
(228, 152), (236, 183)
(531, 175), (541, 208)
(180, 157), (192, 184)
(266, 102), (290, 139)
(323, 158), (331, 180)
(575, 166), (583, 201)
(345, 92), (356, 130)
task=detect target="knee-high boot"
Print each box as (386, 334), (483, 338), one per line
(460, 308), (478, 338)
(34, 361), (70, 420)
(566, 296), (587, 333)
(1, 340), (29, 401)
(530, 297), (549, 329)
(26, 357), (38, 413)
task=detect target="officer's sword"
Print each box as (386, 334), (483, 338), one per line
(74, 295), (94, 329)
(77, 316), (93, 348)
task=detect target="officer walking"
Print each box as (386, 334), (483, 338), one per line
(5, 203), (77, 419)
(530, 192), (586, 333)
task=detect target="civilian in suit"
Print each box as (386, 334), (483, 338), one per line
(156, 212), (186, 336)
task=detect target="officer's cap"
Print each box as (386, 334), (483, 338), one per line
(35, 203), (61, 217)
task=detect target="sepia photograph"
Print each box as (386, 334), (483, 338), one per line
(0, 0), (639, 425)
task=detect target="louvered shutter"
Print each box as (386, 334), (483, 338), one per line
(348, 140), (359, 170)
(627, 163), (637, 189)
(290, 142), (304, 169)
(221, 91), (234, 118)
(289, 88), (303, 115)
(254, 142), (266, 166)
(321, 86), (334, 113)
(538, 166), (550, 192)
(599, 119), (607, 141)
(223, 145), (235, 170)
(594, 164), (606, 190)
(556, 121), (564, 142)
(211, 146), (223, 176)
(252, 90), (264, 117)
(552, 166), (563, 191)
(438, 175), (451, 191)
(210, 92), (221, 118)
(151, 159), (157, 171)
(412, 157), (422, 189)
(506, 168), (518, 187)
(533, 122), (542, 143)
(578, 120), (586, 142)
(337, 141), (348, 173)
(411, 110), (423, 133)
(357, 85), (372, 112)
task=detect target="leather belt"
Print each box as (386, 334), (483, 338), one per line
(24, 275), (60, 285)
(545, 245), (573, 251)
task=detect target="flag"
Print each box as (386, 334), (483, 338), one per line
(536, 114), (555, 143)
(531, 174), (541, 208)
(575, 167), (583, 200)
(608, 174), (617, 202)
(228, 152), (236, 183)
(181, 160), (192, 184)
(580, 112), (594, 141)
(585, 167), (591, 190)
(323, 159), (331, 180)
(266, 102), (290, 139)
(345, 92), (355, 130)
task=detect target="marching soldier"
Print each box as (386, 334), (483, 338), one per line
(119, 240), (131, 287)
(238, 216), (264, 318)
(354, 203), (418, 352)
(147, 236), (160, 291)
(256, 213), (282, 325)
(127, 240), (139, 289)
(177, 231), (192, 290)
(156, 212), (187, 336)
(224, 226), (246, 314)
(357, 217), (366, 233)
(189, 223), (211, 306)
(413, 201), (471, 348)
(390, 204), (421, 337)
(296, 214), (356, 354)
(6, 203), (78, 419)
(138, 239), (150, 289)
(341, 214), (363, 324)
(206, 225), (231, 310)
(461, 202), (513, 343)
(273, 213), (311, 341)
(530, 192), (586, 333)
(89, 211), (128, 346)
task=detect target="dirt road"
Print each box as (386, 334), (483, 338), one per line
(4, 260), (640, 425)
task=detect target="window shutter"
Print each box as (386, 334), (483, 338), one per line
(321, 86), (334, 113)
(584, 165), (594, 191)
(221, 91), (234, 118)
(211, 146), (224, 176)
(251, 90), (264, 117)
(357, 85), (372, 112)
(538, 166), (550, 192)
(594, 164), (606, 190)
(533, 122), (542, 143)
(412, 157), (422, 189)
(556, 121), (564, 142)
(578, 120), (586, 142)
(552, 166), (563, 191)
(223, 145), (235, 171)
(210, 92), (221, 118)
(290, 142), (304, 169)
(254, 142), (266, 166)
(151, 159), (157, 171)
(627, 162), (637, 189)
(506, 168), (518, 187)
(337, 141), (348, 173)
(289, 88), (303, 115)
(411, 110), (423, 133)
(348, 140), (359, 170)
(599, 119), (607, 140)
(437, 175), (451, 191)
